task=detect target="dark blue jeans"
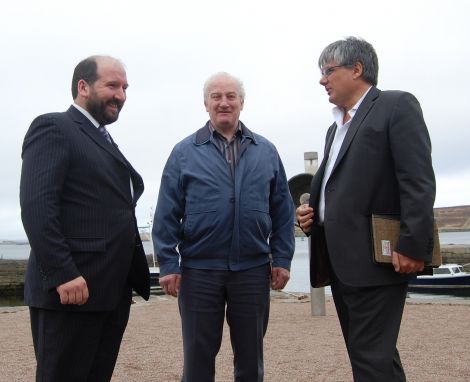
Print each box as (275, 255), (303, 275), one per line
(178, 264), (271, 382)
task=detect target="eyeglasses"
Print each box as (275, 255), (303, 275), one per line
(320, 64), (349, 78)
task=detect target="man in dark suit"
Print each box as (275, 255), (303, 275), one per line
(20, 55), (150, 381)
(296, 37), (435, 381)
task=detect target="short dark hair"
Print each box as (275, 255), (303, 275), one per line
(71, 56), (99, 99)
(318, 37), (379, 86)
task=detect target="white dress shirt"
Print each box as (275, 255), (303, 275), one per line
(318, 87), (371, 222)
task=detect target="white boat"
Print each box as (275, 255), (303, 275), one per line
(408, 264), (470, 296)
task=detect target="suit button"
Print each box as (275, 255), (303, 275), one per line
(229, 198), (235, 203)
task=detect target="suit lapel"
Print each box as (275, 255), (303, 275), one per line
(330, 87), (380, 175)
(108, 139), (144, 203)
(129, 167), (144, 204)
(309, 123), (336, 208)
(80, 125), (130, 168)
(316, 123), (336, 185)
(66, 106), (145, 205)
(67, 106), (129, 168)
(324, 123), (337, 159)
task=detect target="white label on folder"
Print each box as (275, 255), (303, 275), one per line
(381, 240), (392, 256)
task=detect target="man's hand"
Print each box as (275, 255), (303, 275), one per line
(296, 204), (314, 234)
(271, 267), (290, 290)
(159, 274), (181, 297)
(392, 251), (425, 274)
(56, 276), (89, 305)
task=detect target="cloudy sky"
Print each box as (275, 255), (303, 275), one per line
(2, 0), (469, 239)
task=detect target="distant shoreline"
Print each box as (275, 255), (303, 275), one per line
(3, 228), (470, 244)
(0, 240), (29, 245)
(439, 228), (470, 233)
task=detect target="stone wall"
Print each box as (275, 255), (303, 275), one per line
(441, 245), (470, 268)
(0, 260), (27, 296)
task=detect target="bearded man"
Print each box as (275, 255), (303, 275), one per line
(20, 55), (150, 382)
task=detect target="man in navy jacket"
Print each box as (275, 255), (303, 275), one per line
(153, 72), (295, 381)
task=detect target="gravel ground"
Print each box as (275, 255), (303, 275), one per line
(1, 292), (469, 381)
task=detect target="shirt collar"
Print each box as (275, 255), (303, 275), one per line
(208, 121), (243, 141)
(332, 86), (372, 126)
(72, 103), (101, 128)
(195, 120), (257, 145)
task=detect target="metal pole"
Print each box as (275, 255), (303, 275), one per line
(303, 152), (326, 316)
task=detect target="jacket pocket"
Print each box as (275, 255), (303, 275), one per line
(183, 208), (217, 242)
(182, 195), (219, 240)
(245, 207), (272, 240)
(66, 237), (106, 252)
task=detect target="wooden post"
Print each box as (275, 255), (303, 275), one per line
(303, 152), (326, 316)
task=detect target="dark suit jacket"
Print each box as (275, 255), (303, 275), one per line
(20, 106), (150, 311)
(309, 87), (436, 288)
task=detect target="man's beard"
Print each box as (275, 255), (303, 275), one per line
(86, 96), (123, 125)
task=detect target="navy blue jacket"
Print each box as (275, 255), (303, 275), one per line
(153, 121), (295, 277)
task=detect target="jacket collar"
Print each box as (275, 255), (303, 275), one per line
(67, 104), (93, 125)
(194, 120), (258, 145)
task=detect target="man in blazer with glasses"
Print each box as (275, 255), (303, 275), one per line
(297, 37), (435, 381)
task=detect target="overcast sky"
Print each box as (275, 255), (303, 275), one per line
(2, 0), (469, 239)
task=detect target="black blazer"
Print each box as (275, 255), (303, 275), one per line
(309, 87), (436, 288)
(20, 106), (150, 311)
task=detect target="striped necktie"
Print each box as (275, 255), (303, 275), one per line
(98, 125), (112, 143)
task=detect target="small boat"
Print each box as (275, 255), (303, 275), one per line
(149, 266), (160, 288)
(408, 264), (470, 297)
(140, 210), (162, 293)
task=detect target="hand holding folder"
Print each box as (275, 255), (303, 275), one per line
(370, 214), (441, 268)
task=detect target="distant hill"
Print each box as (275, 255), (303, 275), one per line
(294, 205), (470, 237)
(434, 205), (470, 231)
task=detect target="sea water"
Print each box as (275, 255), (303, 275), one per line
(1, 232), (469, 296)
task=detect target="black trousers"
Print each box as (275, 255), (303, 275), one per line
(330, 274), (407, 382)
(30, 288), (131, 382)
(178, 264), (271, 382)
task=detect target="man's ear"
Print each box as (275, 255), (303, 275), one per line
(77, 79), (90, 98)
(352, 62), (364, 79)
